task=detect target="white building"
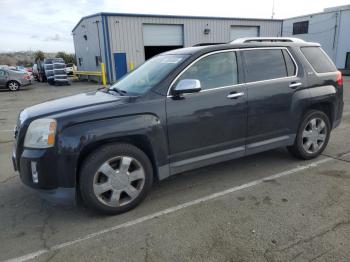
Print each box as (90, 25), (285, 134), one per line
(72, 13), (282, 83)
(283, 5), (350, 73)
(72, 5), (350, 83)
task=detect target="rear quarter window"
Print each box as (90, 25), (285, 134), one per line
(282, 49), (296, 76)
(301, 47), (337, 73)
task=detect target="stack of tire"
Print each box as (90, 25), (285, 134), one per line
(44, 58), (55, 85)
(53, 58), (69, 86)
(44, 58), (69, 86)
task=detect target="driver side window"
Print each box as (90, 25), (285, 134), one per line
(176, 51), (238, 90)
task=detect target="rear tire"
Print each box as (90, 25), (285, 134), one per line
(7, 81), (20, 91)
(79, 143), (153, 215)
(288, 110), (331, 159)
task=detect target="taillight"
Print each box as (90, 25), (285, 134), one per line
(336, 71), (343, 87)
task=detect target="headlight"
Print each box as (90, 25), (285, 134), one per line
(24, 119), (57, 148)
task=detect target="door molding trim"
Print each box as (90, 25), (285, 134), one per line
(170, 145), (245, 175)
(171, 146), (245, 168)
(168, 134), (296, 177)
(246, 135), (291, 149)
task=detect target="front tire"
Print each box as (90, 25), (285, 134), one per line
(79, 143), (153, 215)
(7, 81), (20, 91)
(288, 110), (331, 159)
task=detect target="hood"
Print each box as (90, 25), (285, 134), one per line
(22, 91), (123, 120)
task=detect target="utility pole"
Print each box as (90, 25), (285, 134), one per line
(271, 0), (275, 19)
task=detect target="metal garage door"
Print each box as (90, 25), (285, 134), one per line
(143, 24), (184, 46)
(230, 26), (259, 40)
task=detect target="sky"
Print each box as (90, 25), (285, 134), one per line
(0, 0), (349, 53)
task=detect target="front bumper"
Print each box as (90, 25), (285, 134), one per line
(20, 79), (32, 86)
(12, 147), (77, 204)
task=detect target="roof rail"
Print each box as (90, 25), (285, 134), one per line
(193, 42), (225, 47)
(231, 37), (306, 44)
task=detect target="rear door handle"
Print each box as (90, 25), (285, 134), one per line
(289, 82), (302, 88)
(227, 92), (244, 99)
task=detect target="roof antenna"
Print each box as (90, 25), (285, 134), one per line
(271, 0), (275, 19)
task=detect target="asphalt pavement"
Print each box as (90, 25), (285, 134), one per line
(0, 79), (349, 262)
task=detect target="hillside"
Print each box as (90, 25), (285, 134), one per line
(0, 51), (70, 67)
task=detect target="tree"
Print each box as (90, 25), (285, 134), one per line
(0, 55), (16, 66)
(34, 50), (45, 62)
(16, 59), (32, 67)
(56, 52), (76, 64)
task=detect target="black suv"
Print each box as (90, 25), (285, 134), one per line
(12, 38), (343, 214)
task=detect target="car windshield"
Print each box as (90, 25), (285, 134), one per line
(110, 54), (188, 95)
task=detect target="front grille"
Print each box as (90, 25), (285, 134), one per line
(14, 125), (19, 140)
(14, 110), (28, 170)
(14, 113), (22, 140)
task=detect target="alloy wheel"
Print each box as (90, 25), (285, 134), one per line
(93, 156), (146, 207)
(8, 82), (19, 91)
(302, 117), (327, 154)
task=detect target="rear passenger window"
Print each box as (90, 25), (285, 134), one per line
(243, 49), (289, 82)
(176, 51), (238, 90)
(301, 47), (336, 73)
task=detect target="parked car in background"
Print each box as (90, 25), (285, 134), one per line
(23, 68), (34, 81)
(33, 61), (47, 82)
(36, 60), (47, 82)
(65, 63), (76, 76)
(32, 64), (39, 80)
(0, 68), (32, 91)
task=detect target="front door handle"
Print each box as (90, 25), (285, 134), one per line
(227, 92), (244, 99)
(289, 82), (302, 88)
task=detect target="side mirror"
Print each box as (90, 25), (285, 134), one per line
(172, 79), (201, 95)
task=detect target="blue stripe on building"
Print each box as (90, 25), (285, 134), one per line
(101, 15), (111, 83)
(104, 15), (113, 83)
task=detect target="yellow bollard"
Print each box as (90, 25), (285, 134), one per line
(72, 66), (77, 80)
(101, 62), (107, 86)
(130, 62), (134, 71)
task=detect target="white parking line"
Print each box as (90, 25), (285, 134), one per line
(4, 157), (333, 262)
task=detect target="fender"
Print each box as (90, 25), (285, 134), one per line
(308, 85), (340, 127)
(57, 114), (170, 187)
(290, 88), (312, 133)
(291, 85), (337, 133)
(308, 85), (336, 98)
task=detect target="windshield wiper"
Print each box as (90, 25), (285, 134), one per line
(111, 88), (128, 96)
(99, 87), (127, 96)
